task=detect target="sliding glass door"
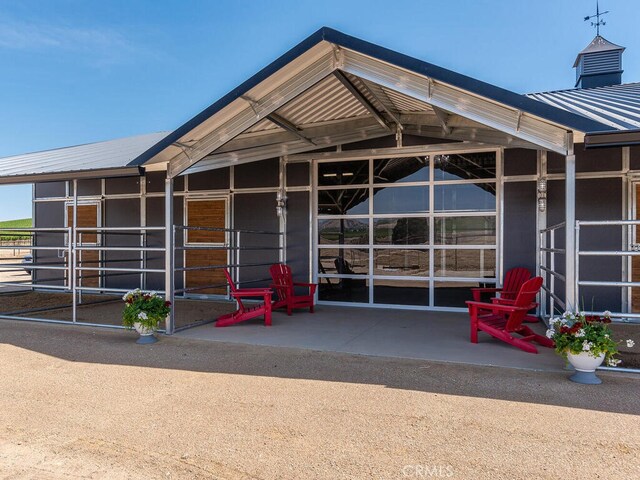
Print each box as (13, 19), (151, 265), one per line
(315, 149), (499, 310)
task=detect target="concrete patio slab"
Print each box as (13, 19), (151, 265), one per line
(176, 304), (564, 371)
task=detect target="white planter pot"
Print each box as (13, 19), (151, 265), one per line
(133, 322), (158, 344)
(566, 351), (605, 384)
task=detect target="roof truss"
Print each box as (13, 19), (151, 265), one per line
(160, 39), (579, 177)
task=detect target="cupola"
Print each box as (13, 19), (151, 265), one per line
(574, 35), (625, 88)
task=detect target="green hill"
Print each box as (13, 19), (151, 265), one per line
(0, 218), (32, 241)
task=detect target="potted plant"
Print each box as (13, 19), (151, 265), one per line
(122, 289), (171, 344)
(546, 310), (635, 384)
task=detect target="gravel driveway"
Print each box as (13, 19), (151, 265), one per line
(0, 320), (638, 479)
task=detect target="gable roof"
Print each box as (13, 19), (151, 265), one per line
(128, 27), (614, 174)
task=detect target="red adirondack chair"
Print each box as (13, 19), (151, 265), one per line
(466, 276), (554, 354)
(269, 263), (317, 315)
(216, 269), (273, 327)
(471, 267), (531, 302)
(471, 266), (538, 323)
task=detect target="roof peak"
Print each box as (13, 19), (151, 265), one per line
(573, 34), (625, 67)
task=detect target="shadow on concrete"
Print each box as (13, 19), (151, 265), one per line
(1, 317), (638, 416)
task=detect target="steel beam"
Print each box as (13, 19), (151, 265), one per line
(185, 126), (389, 174)
(167, 48), (336, 177)
(340, 48), (571, 154)
(404, 125), (538, 150)
(266, 113), (316, 146)
(345, 74), (404, 129)
(333, 70), (394, 132)
(164, 177), (175, 334)
(431, 106), (452, 135)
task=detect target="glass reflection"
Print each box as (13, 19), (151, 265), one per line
(373, 249), (428, 276)
(373, 279), (428, 306)
(434, 184), (496, 211)
(318, 219), (369, 245)
(318, 189), (369, 215)
(433, 249), (496, 278)
(373, 186), (429, 214)
(434, 217), (496, 245)
(434, 281), (485, 307)
(319, 248), (369, 275)
(318, 277), (369, 303)
(373, 157), (429, 183)
(374, 218), (428, 245)
(318, 160), (369, 186)
(433, 152), (496, 181)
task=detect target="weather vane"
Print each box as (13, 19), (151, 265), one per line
(584, 1), (610, 35)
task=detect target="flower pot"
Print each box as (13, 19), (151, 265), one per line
(133, 322), (158, 345)
(566, 351), (605, 384)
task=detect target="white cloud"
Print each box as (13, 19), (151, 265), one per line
(0, 18), (144, 66)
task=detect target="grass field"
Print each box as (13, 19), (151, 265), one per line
(0, 218), (32, 241)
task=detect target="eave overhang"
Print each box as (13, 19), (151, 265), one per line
(130, 28), (615, 177)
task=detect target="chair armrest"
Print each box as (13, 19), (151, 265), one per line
(471, 287), (502, 294)
(231, 289), (272, 299)
(465, 300), (536, 313)
(471, 287), (502, 302)
(492, 297), (516, 305)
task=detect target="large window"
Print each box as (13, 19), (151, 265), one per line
(315, 150), (499, 309)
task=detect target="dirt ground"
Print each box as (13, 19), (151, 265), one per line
(0, 291), (236, 329)
(0, 320), (638, 479)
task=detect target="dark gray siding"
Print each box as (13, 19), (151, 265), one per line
(233, 192), (280, 288)
(503, 182), (537, 275)
(286, 191), (311, 282)
(35, 181), (65, 198)
(504, 148), (537, 176)
(235, 158), (279, 188)
(187, 167), (230, 190)
(286, 162), (309, 187)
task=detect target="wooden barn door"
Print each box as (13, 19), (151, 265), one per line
(66, 203), (100, 289)
(185, 198), (228, 296)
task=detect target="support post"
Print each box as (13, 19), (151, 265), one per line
(164, 176), (175, 334)
(537, 150), (548, 318)
(72, 179), (78, 323)
(565, 132), (576, 310)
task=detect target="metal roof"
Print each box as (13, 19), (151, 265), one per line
(0, 131), (170, 184)
(527, 82), (640, 130)
(574, 35), (625, 67)
(130, 27), (614, 176)
(0, 27), (629, 183)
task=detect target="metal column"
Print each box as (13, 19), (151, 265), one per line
(565, 133), (577, 309)
(72, 179), (78, 323)
(164, 176), (175, 334)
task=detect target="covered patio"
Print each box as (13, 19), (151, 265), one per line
(177, 305), (563, 371)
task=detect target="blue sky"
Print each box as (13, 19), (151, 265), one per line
(1, 0), (638, 221)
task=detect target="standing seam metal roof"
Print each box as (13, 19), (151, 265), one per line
(527, 82), (640, 130)
(0, 132), (170, 182)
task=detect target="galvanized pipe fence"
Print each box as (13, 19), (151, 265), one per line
(0, 224), (283, 332)
(539, 222), (566, 319)
(575, 219), (640, 325)
(540, 220), (640, 374)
